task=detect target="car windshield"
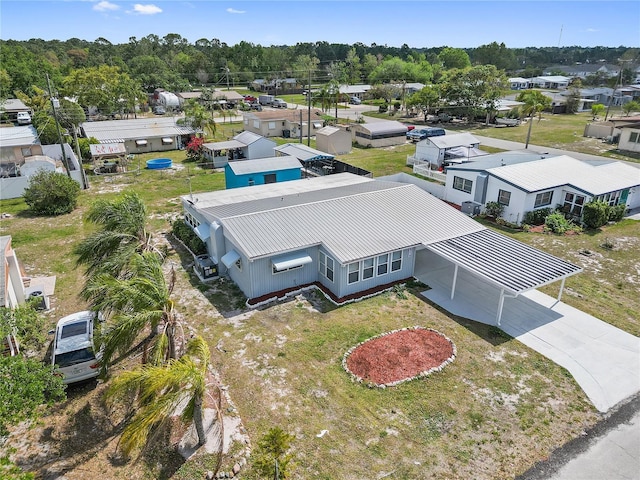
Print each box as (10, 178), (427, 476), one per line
(54, 348), (96, 367)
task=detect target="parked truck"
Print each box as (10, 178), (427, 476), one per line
(259, 94), (274, 106)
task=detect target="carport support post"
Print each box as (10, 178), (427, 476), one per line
(557, 277), (566, 301)
(496, 289), (505, 326)
(450, 264), (459, 300)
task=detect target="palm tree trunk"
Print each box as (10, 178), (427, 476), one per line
(194, 394), (207, 446)
(525, 115), (534, 149)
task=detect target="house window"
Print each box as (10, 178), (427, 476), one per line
(534, 190), (553, 208)
(498, 189), (511, 206)
(362, 258), (374, 280)
(268, 121), (276, 130)
(248, 178), (255, 186)
(21, 147), (32, 157)
(185, 212), (199, 228)
(563, 192), (585, 216)
(453, 176), (473, 194)
(264, 173), (276, 184)
(377, 254), (388, 276)
(348, 262), (359, 284)
(391, 251), (402, 272)
(596, 191), (622, 206)
(319, 252), (334, 282)
(630, 132), (640, 143)
(253, 120), (260, 129)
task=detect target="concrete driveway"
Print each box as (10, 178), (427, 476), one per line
(415, 249), (640, 413)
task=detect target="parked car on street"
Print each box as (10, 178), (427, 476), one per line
(50, 311), (102, 385)
(349, 96), (362, 105)
(407, 127), (446, 141)
(272, 98), (287, 108)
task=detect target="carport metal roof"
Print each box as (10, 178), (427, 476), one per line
(425, 229), (582, 324)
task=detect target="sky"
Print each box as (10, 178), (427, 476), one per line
(1, 0), (638, 49)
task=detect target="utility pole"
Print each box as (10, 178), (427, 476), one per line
(46, 73), (72, 178)
(307, 69), (312, 147)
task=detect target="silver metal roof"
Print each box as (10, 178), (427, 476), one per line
(203, 140), (246, 150)
(227, 156), (301, 175)
(234, 131), (265, 145)
(359, 121), (408, 135)
(424, 133), (480, 148)
(426, 229), (582, 295)
(192, 175), (484, 262)
(274, 143), (334, 161)
(487, 155), (640, 194)
(0, 126), (39, 147)
(81, 117), (195, 143)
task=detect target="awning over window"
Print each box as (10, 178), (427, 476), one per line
(135, 139), (148, 146)
(221, 250), (241, 268)
(312, 122), (323, 129)
(161, 137), (173, 144)
(195, 224), (210, 241)
(272, 252), (313, 272)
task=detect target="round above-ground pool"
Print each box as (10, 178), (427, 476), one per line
(146, 158), (172, 169)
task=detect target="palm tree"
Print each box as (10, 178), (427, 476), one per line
(74, 192), (158, 278)
(82, 252), (184, 371)
(106, 336), (222, 460)
(516, 90), (551, 149)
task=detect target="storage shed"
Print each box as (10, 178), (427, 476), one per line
(352, 121), (408, 148)
(224, 155), (302, 189)
(315, 126), (352, 155)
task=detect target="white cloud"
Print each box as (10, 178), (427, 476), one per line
(586, 28), (599, 32)
(93, 1), (119, 12)
(226, 8), (246, 14)
(132, 4), (162, 15)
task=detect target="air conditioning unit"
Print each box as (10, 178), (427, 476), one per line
(25, 285), (49, 310)
(461, 201), (482, 216)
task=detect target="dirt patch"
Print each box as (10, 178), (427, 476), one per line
(344, 327), (455, 386)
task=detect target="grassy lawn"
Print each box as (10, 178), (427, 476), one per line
(1, 113), (637, 478)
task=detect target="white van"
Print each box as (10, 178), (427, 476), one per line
(51, 311), (102, 384)
(16, 112), (32, 125)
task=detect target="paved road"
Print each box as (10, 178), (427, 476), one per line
(517, 394), (640, 480)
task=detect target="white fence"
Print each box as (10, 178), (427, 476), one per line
(412, 164), (447, 183)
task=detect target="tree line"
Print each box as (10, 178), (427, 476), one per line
(1, 36), (636, 96)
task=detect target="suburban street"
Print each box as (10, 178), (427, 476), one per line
(518, 394), (640, 480)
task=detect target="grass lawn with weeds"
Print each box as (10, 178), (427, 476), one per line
(1, 129), (636, 479)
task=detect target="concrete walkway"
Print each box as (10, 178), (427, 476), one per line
(415, 250), (640, 413)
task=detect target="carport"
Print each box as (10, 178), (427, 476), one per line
(421, 229), (582, 325)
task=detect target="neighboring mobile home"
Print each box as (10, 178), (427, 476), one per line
(224, 155), (302, 189)
(445, 155), (640, 224)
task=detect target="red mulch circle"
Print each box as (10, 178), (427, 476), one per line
(344, 328), (455, 387)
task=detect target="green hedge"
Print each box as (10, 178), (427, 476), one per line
(171, 219), (208, 255)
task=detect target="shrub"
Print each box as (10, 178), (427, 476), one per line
(484, 201), (504, 218)
(544, 211), (573, 234)
(22, 170), (80, 216)
(582, 201), (610, 229)
(608, 204), (626, 222)
(523, 208), (552, 226)
(171, 219), (207, 255)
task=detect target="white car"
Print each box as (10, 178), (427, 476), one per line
(16, 112), (31, 125)
(51, 311), (102, 385)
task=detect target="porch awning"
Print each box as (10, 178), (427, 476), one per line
(161, 137), (173, 144)
(194, 224), (210, 241)
(425, 229), (582, 295)
(135, 139), (148, 146)
(221, 250), (241, 268)
(272, 252), (312, 272)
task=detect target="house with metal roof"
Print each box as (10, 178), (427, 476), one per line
(202, 131), (276, 168)
(444, 155), (640, 225)
(181, 173), (582, 320)
(1, 126), (84, 199)
(352, 121), (408, 148)
(241, 109), (325, 138)
(530, 76), (570, 90)
(224, 155), (302, 189)
(407, 132), (484, 169)
(80, 117), (196, 154)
